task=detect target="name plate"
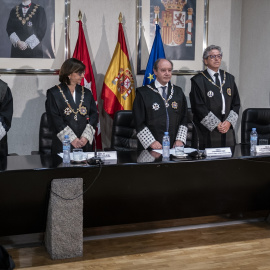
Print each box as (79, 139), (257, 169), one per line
(205, 147), (232, 157)
(87, 151), (117, 160)
(255, 145), (270, 154)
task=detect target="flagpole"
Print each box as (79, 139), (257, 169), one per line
(78, 10), (82, 21)
(118, 12), (122, 23)
(64, 0), (70, 59)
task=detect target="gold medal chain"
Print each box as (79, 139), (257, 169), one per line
(57, 85), (85, 118)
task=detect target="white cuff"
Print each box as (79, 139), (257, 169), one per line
(25, 34), (40, 49)
(226, 110), (238, 129)
(176, 125), (188, 144)
(0, 122), (7, 141)
(81, 124), (95, 144)
(200, 111), (220, 131)
(10, 32), (20, 47)
(57, 126), (77, 143)
(137, 127), (156, 149)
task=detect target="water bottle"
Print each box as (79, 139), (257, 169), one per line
(162, 131), (170, 158)
(250, 128), (258, 152)
(63, 135), (70, 163)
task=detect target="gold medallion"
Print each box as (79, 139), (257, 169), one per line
(79, 106), (87, 116)
(171, 101), (178, 109)
(227, 88), (232, 96)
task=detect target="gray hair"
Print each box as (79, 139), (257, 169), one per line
(203, 45), (223, 59)
(153, 58), (173, 71)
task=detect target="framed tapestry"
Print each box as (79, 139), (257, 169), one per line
(137, 0), (209, 75)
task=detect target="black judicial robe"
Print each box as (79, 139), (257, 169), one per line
(0, 80), (13, 157)
(133, 82), (188, 149)
(190, 69), (241, 149)
(46, 84), (98, 154)
(6, 3), (47, 58)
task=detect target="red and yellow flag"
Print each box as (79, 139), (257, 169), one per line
(101, 20), (135, 119)
(73, 19), (102, 149)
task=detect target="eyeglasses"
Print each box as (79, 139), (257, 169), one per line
(77, 71), (85, 76)
(208, 54), (222, 60)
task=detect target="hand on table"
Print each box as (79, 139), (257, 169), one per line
(150, 141), (162, 150)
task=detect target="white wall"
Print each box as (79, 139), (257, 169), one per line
(1, 0), (267, 155)
(239, 0), (270, 110)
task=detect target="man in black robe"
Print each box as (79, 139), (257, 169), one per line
(133, 59), (188, 150)
(190, 45), (241, 149)
(0, 79), (13, 157)
(6, 0), (47, 58)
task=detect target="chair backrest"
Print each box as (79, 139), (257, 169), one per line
(39, 112), (53, 154)
(186, 108), (193, 147)
(110, 110), (138, 151)
(241, 108), (270, 144)
(110, 109), (194, 150)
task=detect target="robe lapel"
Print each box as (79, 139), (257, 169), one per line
(75, 85), (82, 106)
(62, 84), (77, 109)
(204, 70), (215, 83)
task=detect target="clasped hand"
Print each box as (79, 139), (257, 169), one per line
(71, 137), (88, 148)
(17, 40), (28, 50)
(217, 120), (231, 134)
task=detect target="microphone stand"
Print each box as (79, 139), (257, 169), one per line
(189, 119), (205, 159)
(85, 115), (103, 165)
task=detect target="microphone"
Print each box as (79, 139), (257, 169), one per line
(188, 119), (205, 159)
(85, 115), (103, 165)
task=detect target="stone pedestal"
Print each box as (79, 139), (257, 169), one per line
(45, 178), (83, 260)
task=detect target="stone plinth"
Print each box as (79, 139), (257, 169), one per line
(45, 178), (83, 260)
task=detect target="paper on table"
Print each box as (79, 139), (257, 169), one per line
(58, 151), (117, 161)
(153, 148), (196, 155)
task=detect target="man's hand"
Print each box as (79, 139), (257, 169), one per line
(71, 138), (82, 148)
(218, 120), (231, 134)
(173, 140), (184, 147)
(150, 141), (162, 149)
(79, 136), (88, 147)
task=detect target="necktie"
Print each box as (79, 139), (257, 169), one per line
(160, 86), (169, 132)
(161, 86), (167, 99)
(214, 73), (220, 87)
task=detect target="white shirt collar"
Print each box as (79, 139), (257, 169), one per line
(207, 67), (220, 78)
(155, 80), (168, 89)
(22, 0), (31, 6)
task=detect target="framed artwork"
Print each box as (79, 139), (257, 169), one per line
(0, 0), (70, 74)
(137, 0), (209, 75)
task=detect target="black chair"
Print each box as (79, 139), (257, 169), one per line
(109, 109), (194, 151)
(110, 110), (138, 151)
(32, 112), (53, 155)
(186, 108), (193, 147)
(241, 108), (270, 144)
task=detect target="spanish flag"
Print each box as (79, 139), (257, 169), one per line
(101, 14), (135, 119)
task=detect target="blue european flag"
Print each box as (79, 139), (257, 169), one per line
(142, 24), (166, 86)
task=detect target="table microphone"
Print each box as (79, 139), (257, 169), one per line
(85, 115), (103, 165)
(188, 119), (205, 159)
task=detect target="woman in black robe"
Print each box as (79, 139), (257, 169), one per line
(46, 58), (98, 154)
